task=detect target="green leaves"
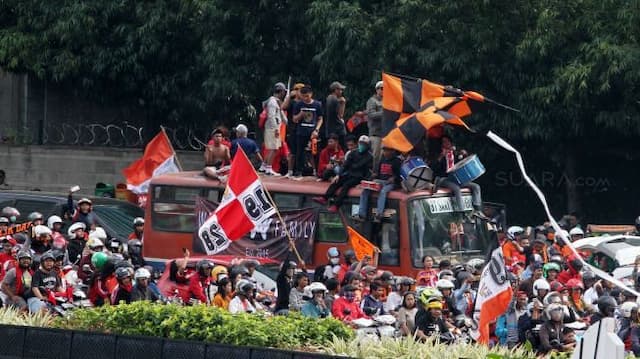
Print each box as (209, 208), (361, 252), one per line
(54, 302), (353, 349)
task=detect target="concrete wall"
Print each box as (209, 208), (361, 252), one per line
(0, 145), (203, 195)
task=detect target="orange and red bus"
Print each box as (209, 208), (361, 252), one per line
(142, 171), (500, 277)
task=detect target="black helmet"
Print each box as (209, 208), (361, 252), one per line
(569, 258), (583, 272)
(597, 295), (617, 317)
(230, 265), (250, 279)
(115, 267), (132, 280)
(196, 259), (214, 274)
(52, 250), (65, 261)
(344, 249), (356, 261)
(17, 250), (32, 260)
(582, 271), (596, 281)
(236, 279), (255, 296)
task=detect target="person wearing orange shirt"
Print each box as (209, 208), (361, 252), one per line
(502, 226), (526, 267)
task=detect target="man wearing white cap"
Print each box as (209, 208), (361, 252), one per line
(366, 81), (384, 169)
(313, 135), (372, 213)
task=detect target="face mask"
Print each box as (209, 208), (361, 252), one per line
(358, 144), (367, 153)
(330, 258), (340, 265)
(344, 292), (355, 302)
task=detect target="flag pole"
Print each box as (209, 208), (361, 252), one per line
(160, 125), (183, 171)
(237, 147), (306, 269)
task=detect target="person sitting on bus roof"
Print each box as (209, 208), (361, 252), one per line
(431, 135), (486, 220)
(230, 124), (263, 170)
(204, 128), (231, 169)
(317, 133), (345, 181)
(354, 146), (401, 223)
(313, 135), (372, 213)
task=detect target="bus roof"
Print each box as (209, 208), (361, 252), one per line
(150, 171), (469, 200)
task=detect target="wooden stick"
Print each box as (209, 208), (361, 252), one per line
(262, 187), (306, 269)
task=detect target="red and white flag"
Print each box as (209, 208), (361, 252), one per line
(197, 147), (276, 254)
(471, 247), (514, 345)
(122, 130), (179, 194)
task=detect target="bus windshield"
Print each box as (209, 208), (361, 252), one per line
(408, 195), (491, 267)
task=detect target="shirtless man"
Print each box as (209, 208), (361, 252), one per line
(204, 128), (231, 168)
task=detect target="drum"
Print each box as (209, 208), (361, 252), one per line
(400, 157), (433, 192)
(447, 154), (485, 186)
(360, 180), (382, 192)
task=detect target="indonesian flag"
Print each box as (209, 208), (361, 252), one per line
(197, 147), (276, 254)
(122, 130), (179, 194)
(471, 247), (514, 345)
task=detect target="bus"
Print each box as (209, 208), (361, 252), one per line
(142, 171), (501, 277)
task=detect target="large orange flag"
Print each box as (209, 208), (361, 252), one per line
(347, 226), (379, 261)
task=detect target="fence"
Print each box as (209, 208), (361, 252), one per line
(0, 324), (345, 359)
(41, 123), (209, 151)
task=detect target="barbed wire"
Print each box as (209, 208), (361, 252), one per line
(42, 123), (208, 151)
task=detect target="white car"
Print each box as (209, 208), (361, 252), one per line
(572, 235), (640, 279)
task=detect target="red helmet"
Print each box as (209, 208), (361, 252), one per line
(567, 278), (584, 291)
(550, 281), (566, 293)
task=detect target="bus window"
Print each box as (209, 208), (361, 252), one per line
(317, 212), (347, 243)
(205, 189), (221, 202)
(151, 185), (201, 232)
(346, 199), (400, 266)
(408, 195), (490, 267)
(272, 193), (302, 210)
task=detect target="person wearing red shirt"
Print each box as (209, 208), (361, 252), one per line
(317, 134), (344, 181)
(0, 241), (14, 267)
(332, 285), (369, 323)
(557, 257), (583, 285)
(188, 259), (214, 305)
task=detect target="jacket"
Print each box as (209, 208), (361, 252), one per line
(365, 95), (383, 137)
(188, 272), (210, 304)
(318, 146), (344, 176)
(341, 149), (372, 180)
(301, 299), (331, 318)
(332, 297), (368, 322)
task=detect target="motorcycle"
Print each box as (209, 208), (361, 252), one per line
(353, 315), (399, 341)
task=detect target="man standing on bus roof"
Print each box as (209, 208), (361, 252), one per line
(291, 85), (323, 178)
(432, 135), (486, 220)
(313, 135), (372, 213)
(263, 82), (288, 176)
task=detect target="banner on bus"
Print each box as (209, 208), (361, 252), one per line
(193, 197), (317, 263)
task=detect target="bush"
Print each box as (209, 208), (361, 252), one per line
(0, 306), (54, 327)
(54, 302), (352, 350)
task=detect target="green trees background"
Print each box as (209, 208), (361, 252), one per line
(1, 0), (639, 223)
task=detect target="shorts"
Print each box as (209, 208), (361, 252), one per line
(264, 129), (281, 150)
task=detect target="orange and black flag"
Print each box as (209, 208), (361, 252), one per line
(381, 72), (487, 153)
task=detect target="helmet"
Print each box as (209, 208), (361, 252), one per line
(543, 262), (561, 278)
(77, 198), (92, 206)
(303, 282), (328, 298)
(426, 299), (443, 310)
(34, 225), (52, 237)
(115, 267), (132, 279)
(399, 277), (415, 286)
(583, 271), (596, 281)
(236, 279), (255, 296)
(467, 258), (485, 273)
(196, 259), (214, 273)
(532, 279), (550, 296)
(88, 227), (107, 241)
(569, 258), (584, 272)
(597, 296), (617, 317)
(543, 292), (562, 306)
(91, 252), (109, 270)
(566, 279), (584, 291)
(212, 265), (228, 280)
(438, 269), (454, 280)
(67, 222), (86, 237)
(327, 247), (339, 257)
(52, 250), (65, 261)
(134, 268), (151, 280)
(544, 303), (564, 320)
(419, 287), (443, 305)
(507, 226), (524, 240)
(46, 215), (63, 229)
(17, 250), (32, 260)
(40, 251), (56, 262)
(87, 238), (104, 249)
(28, 212), (43, 222)
(344, 249), (356, 261)
(620, 302), (638, 319)
(133, 217), (145, 226)
(1, 207), (20, 218)
(230, 265), (250, 278)
(128, 238), (142, 247)
(436, 279), (455, 290)
(0, 217), (9, 224)
(569, 227), (584, 236)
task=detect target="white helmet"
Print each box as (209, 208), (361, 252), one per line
(507, 226), (524, 240)
(46, 215), (63, 230)
(89, 227), (108, 241)
(67, 222), (86, 237)
(34, 225), (52, 237)
(86, 237), (104, 249)
(303, 282), (328, 298)
(134, 268), (151, 280)
(569, 227), (584, 236)
(620, 302), (638, 319)
(532, 278), (551, 296)
(436, 279), (455, 290)
(133, 217), (145, 226)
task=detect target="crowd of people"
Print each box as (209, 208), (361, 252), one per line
(0, 185), (638, 357)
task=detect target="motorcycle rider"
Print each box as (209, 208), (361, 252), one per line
(275, 260), (296, 315)
(87, 252), (110, 306)
(313, 247), (342, 282)
(28, 251), (62, 313)
(385, 277), (415, 314)
(532, 278), (551, 303)
(228, 279), (260, 314)
(1, 250), (33, 310)
(301, 282), (331, 318)
(332, 284), (368, 323)
(47, 215), (64, 236)
(32, 225), (53, 254)
(557, 257), (583, 285)
(68, 194), (97, 230)
(361, 282), (386, 316)
(111, 267), (133, 305)
(129, 217), (144, 241)
(127, 238), (145, 268)
(66, 222), (87, 265)
(415, 295), (452, 343)
(436, 278), (461, 318)
(188, 259), (214, 305)
(590, 295), (617, 325)
(131, 267), (159, 302)
(539, 303), (571, 354)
